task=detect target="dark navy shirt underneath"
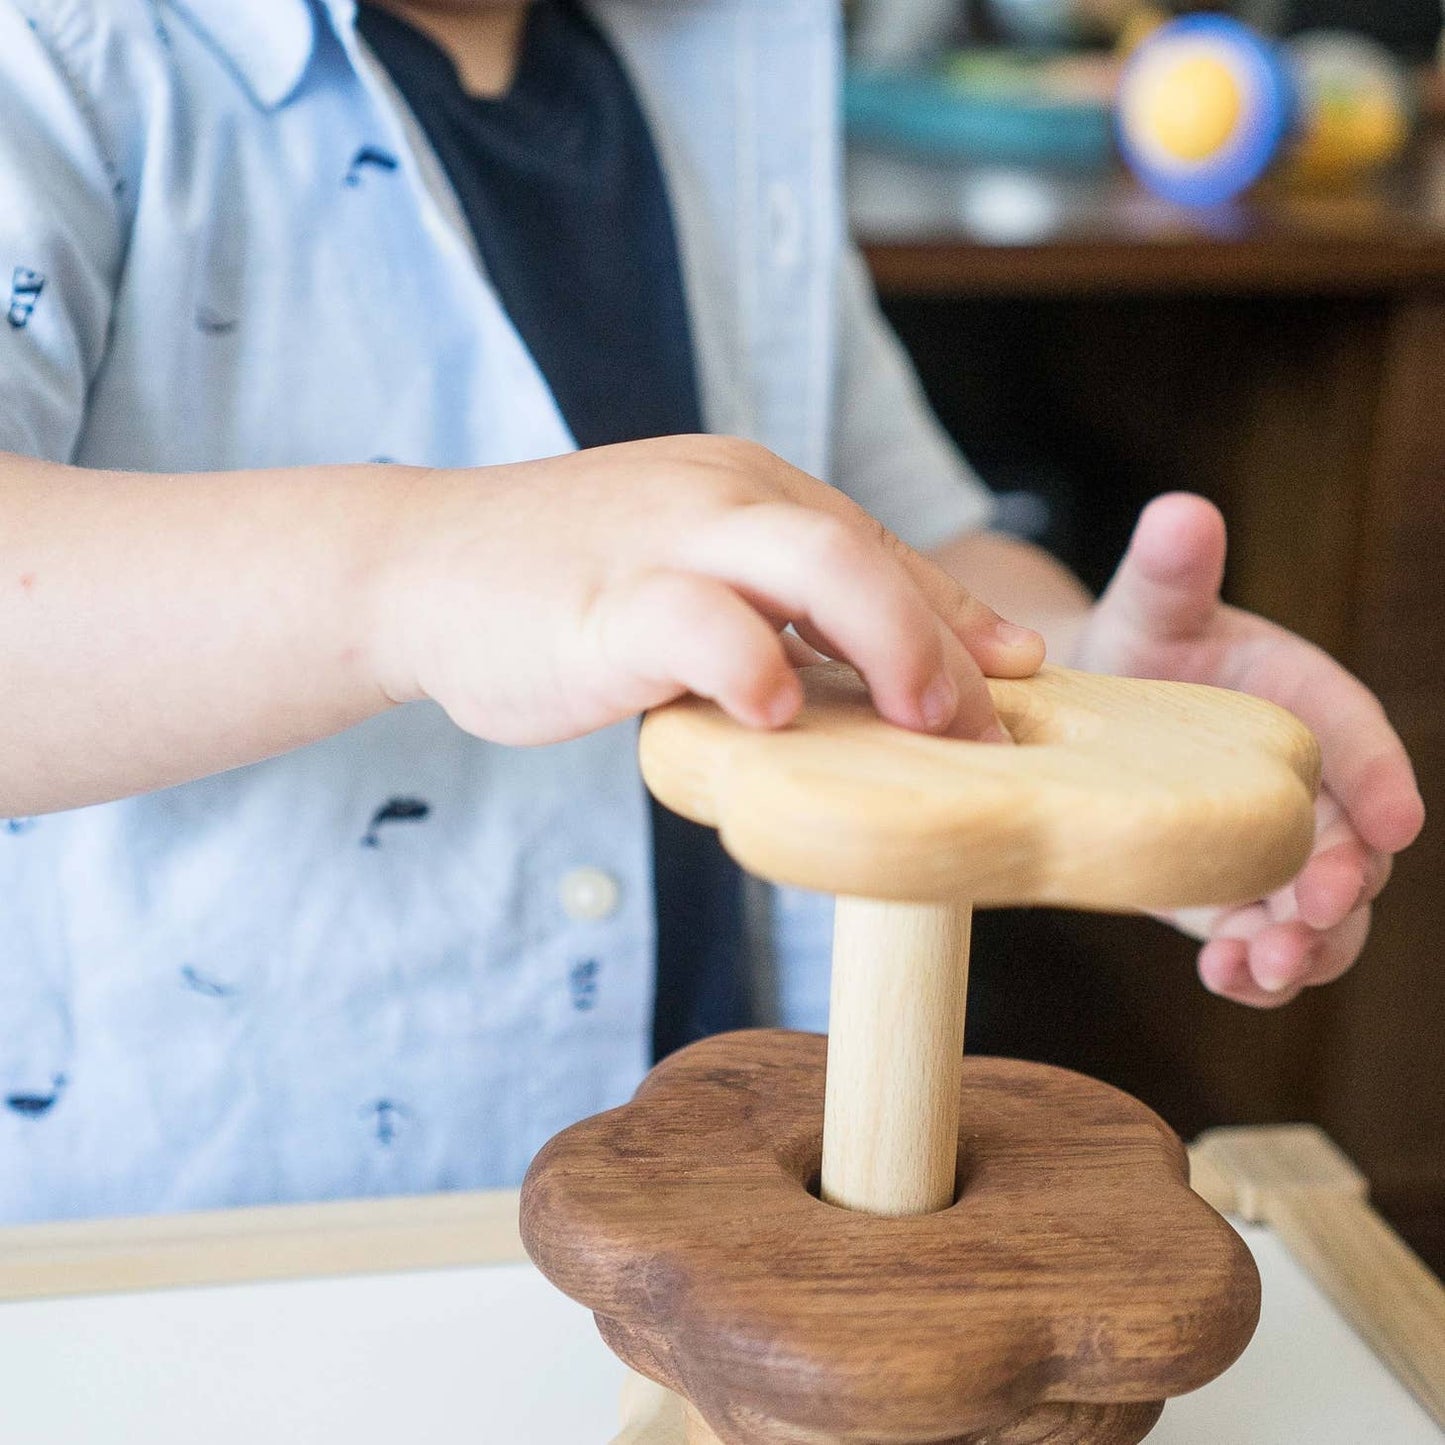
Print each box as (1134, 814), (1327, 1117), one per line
(356, 1), (747, 1060)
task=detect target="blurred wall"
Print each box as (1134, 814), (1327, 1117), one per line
(1282, 0), (1441, 59)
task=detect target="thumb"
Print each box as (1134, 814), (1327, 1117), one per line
(1096, 493), (1227, 645)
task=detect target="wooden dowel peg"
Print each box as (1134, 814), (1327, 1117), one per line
(683, 1401), (724, 1444)
(613, 1372), (689, 1444)
(821, 897), (972, 1217)
(532, 664), (1322, 1445)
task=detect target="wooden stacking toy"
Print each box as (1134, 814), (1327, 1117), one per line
(523, 663), (1322, 1444)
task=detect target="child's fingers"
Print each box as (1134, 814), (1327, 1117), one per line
(1192, 883), (1371, 1006)
(767, 466), (1045, 679)
(1238, 911), (1369, 997)
(1172, 794), (1381, 1005)
(1233, 635), (1424, 857)
(1263, 794), (1389, 933)
(1095, 493), (1227, 646)
(935, 623), (1014, 742)
(896, 546), (1047, 680)
(1244, 920), (1318, 995)
(793, 613), (1007, 744)
(1292, 840), (1372, 932)
(1298, 905), (1372, 989)
(1282, 793), (1365, 930)
(1361, 849), (1394, 906)
(590, 570), (803, 729)
(1199, 937), (1303, 1009)
(1192, 903), (1311, 1001)
(680, 502), (1004, 739)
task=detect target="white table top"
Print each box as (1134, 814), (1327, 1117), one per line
(0, 1220), (1437, 1444)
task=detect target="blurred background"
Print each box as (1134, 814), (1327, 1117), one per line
(839, 0), (1444, 1272)
(852, 0), (1443, 64)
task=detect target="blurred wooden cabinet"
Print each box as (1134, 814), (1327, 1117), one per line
(854, 141), (1445, 1270)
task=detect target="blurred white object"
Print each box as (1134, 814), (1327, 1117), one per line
(847, 147), (1076, 244)
(957, 167), (1064, 242)
(850, 0), (959, 67)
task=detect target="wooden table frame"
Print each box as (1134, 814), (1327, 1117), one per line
(2, 1127), (1440, 1440)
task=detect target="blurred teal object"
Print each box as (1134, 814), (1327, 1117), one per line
(845, 60), (1115, 169)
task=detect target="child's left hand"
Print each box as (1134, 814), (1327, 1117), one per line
(1069, 493), (1425, 1007)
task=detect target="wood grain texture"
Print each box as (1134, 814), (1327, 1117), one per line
(639, 664), (1319, 910)
(0, 1188), (524, 1302)
(862, 236), (1445, 300)
(524, 1031), (1259, 1445)
(822, 899), (971, 1217)
(1269, 1194), (1445, 1430)
(1319, 298), (1445, 1242)
(1191, 1125), (1368, 1219)
(673, 1398), (1166, 1445)
(1194, 1126), (1445, 1429)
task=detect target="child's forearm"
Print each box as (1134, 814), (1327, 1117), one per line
(0, 439), (1049, 818)
(0, 453), (404, 815)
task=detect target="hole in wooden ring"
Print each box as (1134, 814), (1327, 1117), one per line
(800, 1152), (973, 1215)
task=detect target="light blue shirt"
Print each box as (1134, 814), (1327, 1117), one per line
(0, 0), (992, 1221)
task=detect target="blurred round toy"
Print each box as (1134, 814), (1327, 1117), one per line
(1285, 32), (1412, 187)
(1118, 15), (1294, 207)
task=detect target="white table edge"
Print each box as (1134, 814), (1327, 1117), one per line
(1, 1125), (1440, 1438)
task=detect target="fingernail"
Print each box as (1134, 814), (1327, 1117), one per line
(1258, 959), (1303, 994)
(994, 620), (1039, 648)
(921, 674), (958, 731)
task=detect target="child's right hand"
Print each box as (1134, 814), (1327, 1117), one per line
(372, 436), (1045, 746)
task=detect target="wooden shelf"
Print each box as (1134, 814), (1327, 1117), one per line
(852, 130), (1445, 298)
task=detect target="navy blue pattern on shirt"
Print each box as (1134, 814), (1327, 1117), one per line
(7, 267), (44, 328)
(358, 0), (748, 1059)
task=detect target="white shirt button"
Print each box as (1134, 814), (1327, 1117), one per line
(559, 866), (621, 922)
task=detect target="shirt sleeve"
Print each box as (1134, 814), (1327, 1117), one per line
(828, 245), (995, 551)
(0, 3), (125, 462)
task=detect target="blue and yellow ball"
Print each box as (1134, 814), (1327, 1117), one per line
(1118, 16), (1294, 207)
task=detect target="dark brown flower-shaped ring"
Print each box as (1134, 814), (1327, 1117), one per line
(522, 1030), (1260, 1445)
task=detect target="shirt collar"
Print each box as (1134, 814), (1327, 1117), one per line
(168, 0), (335, 110)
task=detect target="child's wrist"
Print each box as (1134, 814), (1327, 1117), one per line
(353, 462), (444, 710)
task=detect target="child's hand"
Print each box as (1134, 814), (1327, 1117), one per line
(1070, 493), (1425, 1007)
(373, 436), (1045, 747)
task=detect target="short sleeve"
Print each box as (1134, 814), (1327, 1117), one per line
(828, 246), (994, 550)
(0, 3), (124, 462)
